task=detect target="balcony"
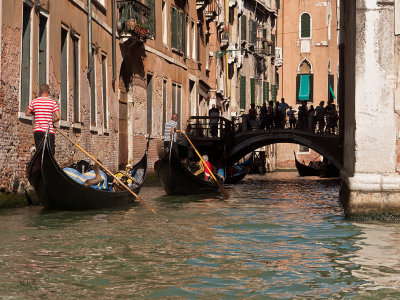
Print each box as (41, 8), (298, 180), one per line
(205, 0), (221, 20)
(117, 0), (154, 41)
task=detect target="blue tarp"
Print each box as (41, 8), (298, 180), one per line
(63, 167), (109, 190)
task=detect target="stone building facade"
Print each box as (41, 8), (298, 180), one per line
(117, 0), (214, 167)
(275, 0), (339, 169)
(0, 0), (120, 191)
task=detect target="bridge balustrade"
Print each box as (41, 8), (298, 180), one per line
(188, 116), (235, 142)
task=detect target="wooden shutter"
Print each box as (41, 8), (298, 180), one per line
(102, 55), (107, 128)
(240, 76), (246, 109)
(171, 7), (177, 49)
(250, 78), (255, 104)
(21, 3), (31, 112)
(60, 28), (68, 121)
(271, 84), (276, 102)
(248, 19), (252, 43)
(177, 11), (182, 51)
(172, 83), (176, 113)
(73, 36), (80, 122)
(241, 15), (247, 41)
(38, 14), (47, 95)
(146, 0), (155, 36)
(251, 20), (257, 45)
(146, 74), (153, 134)
(177, 85), (181, 129)
(263, 81), (269, 103)
(162, 80), (167, 134)
(183, 14), (187, 55)
(271, 34), (276, 57)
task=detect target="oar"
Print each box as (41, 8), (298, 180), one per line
(177, 130), (229, 199)
(55, 128), (157, 215)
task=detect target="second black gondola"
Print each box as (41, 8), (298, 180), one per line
(155, 144), (219, 195)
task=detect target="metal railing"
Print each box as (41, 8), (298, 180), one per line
(188, 116), (235, 141)
(233, 109), (339, 135)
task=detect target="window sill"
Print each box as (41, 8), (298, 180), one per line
(59, 120), (71, 128)
(18, 112), (33, 123)
(72, 122), (82, 130)
(90, 126), (100, 133)
(172, 48), (184, 56)
(103, 128), (110, 135)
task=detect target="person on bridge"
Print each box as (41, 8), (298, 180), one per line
(248, 103), (257, 130)
(266, 101), (274, 129)
(209, 107), (219, 137)
(307, 105), (315, 132)
(287, 106), (297, 129)
(259, 102), (268, 130)
(315, 101), (326, 133)
(274, 102), (283, 129)
(279, 98), (289, 127)
(298, 102), (308, 130)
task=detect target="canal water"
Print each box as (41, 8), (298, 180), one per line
(1, 172), (400, 298)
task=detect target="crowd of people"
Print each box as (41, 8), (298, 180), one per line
(243, 98), (339, 134)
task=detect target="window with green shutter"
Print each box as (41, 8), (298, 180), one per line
(241, 15), (247, 41)
(240, 76), (246, 109)
(251, 20), (257, 45)
(301, 13), (311, 38)
(250, 78), (255, 104)
(263, 81), (269, 103)
(271, 34), (276, 57)
(171, 7), (177, 49)
(271, 84), (277, 102)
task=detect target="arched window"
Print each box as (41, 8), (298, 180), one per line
(300, 13), (311, 38)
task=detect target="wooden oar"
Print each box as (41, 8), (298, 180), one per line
(55, 128), (157, 215)
(177, 130), (229, 199)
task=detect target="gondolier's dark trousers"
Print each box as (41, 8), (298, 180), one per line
(34, 131), (55, 154)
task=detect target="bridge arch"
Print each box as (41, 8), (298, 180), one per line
(226, 129), (342, 170)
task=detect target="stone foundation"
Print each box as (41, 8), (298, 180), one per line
(340, 173), (400, 220)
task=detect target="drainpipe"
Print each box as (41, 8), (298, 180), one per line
(112, 0), (117, 90)
(87, 0), (93, 80)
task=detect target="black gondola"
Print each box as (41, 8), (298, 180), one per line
(155, 144), (219, 195)
(224, 154), (253, 184)
(294, 151), (321, 176)
(26, 132), (149, 210)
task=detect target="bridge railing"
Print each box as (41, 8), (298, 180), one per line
(188, 116), (235, 141)
(236, 110), (339, 135)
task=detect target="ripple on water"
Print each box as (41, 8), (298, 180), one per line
(0, 173), (400, 298)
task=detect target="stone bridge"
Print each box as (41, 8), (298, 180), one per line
(225, 129), (342, 169)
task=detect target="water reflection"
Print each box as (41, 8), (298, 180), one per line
(1, 173), (400, 298)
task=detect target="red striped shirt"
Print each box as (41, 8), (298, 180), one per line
(28, 97), (60, 134)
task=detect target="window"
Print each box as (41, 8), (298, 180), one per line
(186, 18), (190, 57)
(162, 79), (167, 134)
(240, 75), (246, 109)
(300, 13), (311, 38)
(171, 82), (181, 129)
(170, 6), (185, 52)
(191, 21), (196, 60)
(72, 34), (80, 123)
(102, 54), (108, 128)
(20, 2), (32, 112)
(60, 27), (68, 121)
(296, 74), (314, 103)
(38, 13), (48, 94)
(241, 15), (247, 41)
(162, 1), (167, 45)
(147, 74), (153, 134)
(297, 60), (313, 103)
(299, 145), (310, 153)
(248, 19), (257, 44)
(250, 78), (255, 104)
(197, 23), (201, 62)
(90, 46), (96, 126)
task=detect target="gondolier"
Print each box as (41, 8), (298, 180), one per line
(163, 113), (178, 150)
(25, 84), (60, 154)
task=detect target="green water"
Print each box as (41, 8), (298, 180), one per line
(0, 172), (399, 299)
